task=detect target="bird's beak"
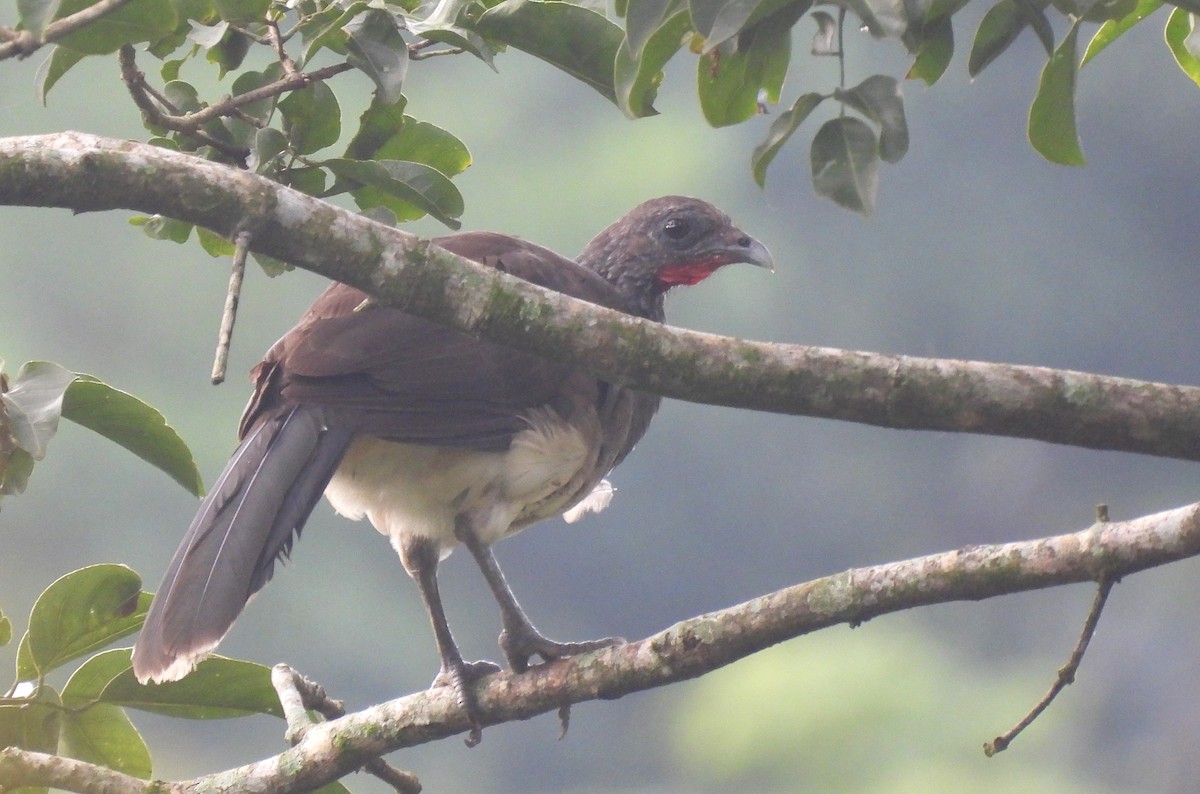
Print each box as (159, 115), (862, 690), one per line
(713, 234), (775, 273)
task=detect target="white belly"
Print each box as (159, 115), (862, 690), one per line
(323, 406), (604, 557)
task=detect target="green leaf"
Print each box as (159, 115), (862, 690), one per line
(1028, 20), (1085, 165)
(345, 9), (409, 105)
(196, 227), (236, 256)
(62, 648), (135, 701)
(19, 0), (61, 39)
(100, 656), (284, 719)
(0, 612), (11, 646)
(54, 0), (178, 55)
(63, 375), (204, 496)
(281, 166), (328, 197)
(251, 127), (290, 174)
(206, 26), (252, 77)
(61, 703), (152, 778)
(298, 1), (368, 66)
(130, 214), (194, 243)
(0, 361), (75, 460)
(252, 251), (292, 277)
(221, 66), (282, 149)
(835, 74), (909, 163)
(751, 91), (824, 187)
(615, 9), (691, 118)
(626, 0), (682, 57)
(689, 0), (781, 50)
(907, 14), (954, 84)
(325, 158), (464, 228)
(211, 0), (268, 22)
(475, 0), (624, 103)
(969, 0), (1037, 76)
(0, 448), (35, 498)
(1081, 0), (1138, 21)
(406, 0), (498, 67)
(163, 79), (202, 112)
(186, 18), (227, 47)
(346, 97), (471, 178)
(17, 565), (148, 680)
(1013, 0), (1055, 54)
(35, 45), (86, 102)
(1081, 0), (1160, 64)
(811, 116), (880, 215)
(61, 649), (152, 778)
(1165, 7), (1200, 86)
(696, 3), (803, 127)
(0, 686), (61, 756)
(278, 80), (342, 155)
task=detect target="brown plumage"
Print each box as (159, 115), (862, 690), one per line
(132, 196), (772, 739)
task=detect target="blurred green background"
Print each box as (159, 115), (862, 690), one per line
(3, 10), (1200, 793)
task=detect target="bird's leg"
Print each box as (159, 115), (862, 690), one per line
(453, 516), (624, 674)
(402, 537), (500, 747)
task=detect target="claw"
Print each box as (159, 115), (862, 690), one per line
(433, 658), (502, 747)
(500, 625), (625, 673)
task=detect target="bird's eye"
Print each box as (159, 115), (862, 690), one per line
(662, 217), (691, 241)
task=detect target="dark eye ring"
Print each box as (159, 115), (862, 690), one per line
(662, 217), (691, 241)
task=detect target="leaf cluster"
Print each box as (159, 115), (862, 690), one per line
(6, 0), (1196, 221)
(0, 360), (202, 504)
(0, 565), (311, 790)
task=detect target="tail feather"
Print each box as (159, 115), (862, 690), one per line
(133, 406), (352, 683)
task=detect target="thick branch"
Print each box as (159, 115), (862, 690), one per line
(3, 500), (1195, 793)
(1, 132), (1198, 460)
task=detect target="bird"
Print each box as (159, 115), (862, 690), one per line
(131, 196), (773, 740)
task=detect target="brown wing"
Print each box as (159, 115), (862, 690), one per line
(240, 232), (632, 452)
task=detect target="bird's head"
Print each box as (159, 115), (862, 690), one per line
(579, 196), (774, 318)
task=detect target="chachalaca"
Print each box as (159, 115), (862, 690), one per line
(132, 195), (773, 741)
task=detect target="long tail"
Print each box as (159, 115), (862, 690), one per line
(133, 405), (353, 683)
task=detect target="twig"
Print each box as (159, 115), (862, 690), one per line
(0, 0), (133, 60)
(266, 19), (298, 75)
(271, 664), (421, 794)
(211, 230), (250, 384)
(984, 509), (1117, 756)
(408, 40), (465, 60)
(118, 46), (249, 162)
(117, 45), (352, 161)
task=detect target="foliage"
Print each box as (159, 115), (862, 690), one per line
(0, 360), (202, 504)
(0, 565), (304, 786)
(5, 0), (1193, 224)
(1, 0), (1198, 787)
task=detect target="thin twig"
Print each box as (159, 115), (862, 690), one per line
(0, 0), (133, 59)
(266, 18), (298, 75)
(211, 230), (250, 384)
(408, 40), (465, 60)
(984, 545), (1116, 756)
(271, 664), (422, 794)
(118, 45), (249, 161)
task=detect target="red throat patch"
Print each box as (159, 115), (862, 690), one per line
(656, 257), (726, 288)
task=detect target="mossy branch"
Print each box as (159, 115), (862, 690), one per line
(1, 500), (1196, 792)
(1, 132), (1198, 463)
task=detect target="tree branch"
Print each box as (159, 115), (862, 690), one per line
(0, 0), (134, 60)
(1, 132), (1198, 461)
(2, 500), (1195, 793)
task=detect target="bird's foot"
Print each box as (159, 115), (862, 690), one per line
(500, 625), (625, 674)
(432, 658), (502, 747)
